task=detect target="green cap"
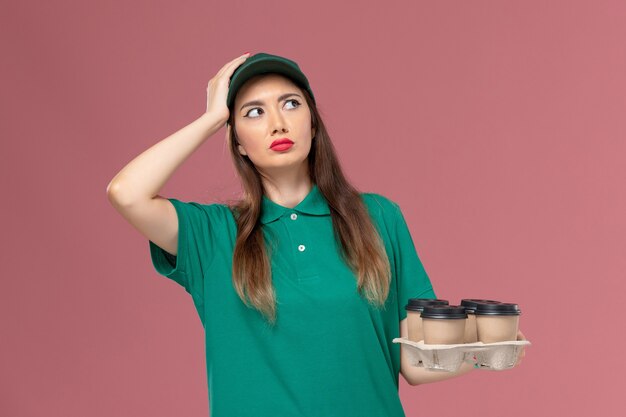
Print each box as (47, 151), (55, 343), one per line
(227, 52), (316, 109)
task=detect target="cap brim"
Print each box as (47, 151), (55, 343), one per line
(227, 57), (309, 109)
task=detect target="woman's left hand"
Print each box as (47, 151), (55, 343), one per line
(514, 329), (527, 367)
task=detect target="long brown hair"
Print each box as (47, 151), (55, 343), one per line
(224, 74), (391, 326)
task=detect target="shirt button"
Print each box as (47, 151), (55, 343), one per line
(298, 245), (306, 252)
(291, 213), (298, 220)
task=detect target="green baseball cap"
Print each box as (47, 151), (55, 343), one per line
(227, 52), (316, 109)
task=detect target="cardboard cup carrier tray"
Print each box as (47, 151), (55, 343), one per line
(392, 338), (531, 372)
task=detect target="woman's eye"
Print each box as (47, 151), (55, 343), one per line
(244, 99), (300, 118)
(246, 108), (263, 118)
(285, 99), (300, 109)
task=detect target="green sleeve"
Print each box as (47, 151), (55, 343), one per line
(390, 201), (437, 321)
(148, 198), (212, 299)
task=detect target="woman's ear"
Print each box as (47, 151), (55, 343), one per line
(227, 124), (247, 156)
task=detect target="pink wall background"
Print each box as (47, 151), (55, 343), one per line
(2, 0), (624, 416)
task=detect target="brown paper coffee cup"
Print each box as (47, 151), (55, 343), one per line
(420, 305), (467, 344)
(460, 299), (502, 343)
(405, 299), (449, 342)
(474, 302), (521, 343)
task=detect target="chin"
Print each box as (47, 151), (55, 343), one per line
(259, 154), (309, 170)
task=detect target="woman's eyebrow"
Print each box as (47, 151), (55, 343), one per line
(240, 93), (302, 111)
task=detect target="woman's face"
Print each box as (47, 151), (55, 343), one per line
(233, 74), (316, 175)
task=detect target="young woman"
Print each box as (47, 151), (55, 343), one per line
(107, 52), (525, 417)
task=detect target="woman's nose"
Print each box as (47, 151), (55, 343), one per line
(268, 109), (288, 133)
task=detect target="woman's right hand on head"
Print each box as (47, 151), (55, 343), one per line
(205, 52), (250, 124)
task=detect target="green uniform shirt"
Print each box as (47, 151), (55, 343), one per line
(149, 184), (436, 417)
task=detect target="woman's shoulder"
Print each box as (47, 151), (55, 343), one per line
(166, 198), (237, 225)
(168, 197), (232, 211)
(359, 191), (401, 218)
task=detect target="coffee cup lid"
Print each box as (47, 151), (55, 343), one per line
(420, 305), (468, 319)
(405, 298), (449, 312)
(460, 299), (502, 312)
(474, 302), (521, 316)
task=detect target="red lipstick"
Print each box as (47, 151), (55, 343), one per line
(270, 138), (294, 151)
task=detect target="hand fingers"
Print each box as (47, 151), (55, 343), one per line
(217, 53), (250, 78)
(216, 54), (245, 77)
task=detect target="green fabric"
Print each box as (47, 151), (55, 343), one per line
(149, 184), (436, 417)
